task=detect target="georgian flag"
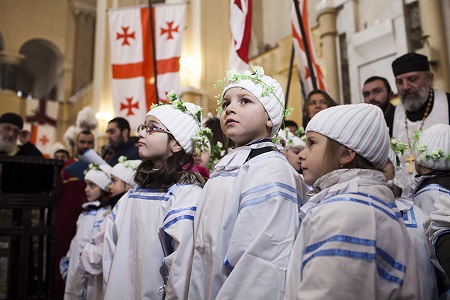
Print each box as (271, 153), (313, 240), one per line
(229, 0), (252, 72)
(25, 98), (59, 158)
(108, 4), (186, 133)
(291, 0), (326, 98)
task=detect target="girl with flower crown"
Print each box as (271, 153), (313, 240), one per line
(188, 66), (308, 299)
(79, 156), (141, 300)
(61, 163), (112, 300)
(102, 96), (206, 299)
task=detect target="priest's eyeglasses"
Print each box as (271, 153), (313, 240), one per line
(137, 123), (171, 136)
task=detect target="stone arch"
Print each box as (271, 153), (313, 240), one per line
(18, 39), (63, 100)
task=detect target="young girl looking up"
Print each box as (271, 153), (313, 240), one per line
(103, 94), (205, 300)
(79, 156), (140, 300)
(285, 103), (419, 299)
(61, 163), (112, 300)
(188, 66), (308, 299)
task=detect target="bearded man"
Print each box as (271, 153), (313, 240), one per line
(0, 112), (42, 157)
(391, 53), (450, 196)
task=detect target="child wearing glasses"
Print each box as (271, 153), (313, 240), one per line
(188, 66), (308, 299)
(103, 94), (206, 299)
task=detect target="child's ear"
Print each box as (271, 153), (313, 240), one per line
(340, 147), (356, 166)
(171, 141), (183, 153)
(266, 119), (273, 130)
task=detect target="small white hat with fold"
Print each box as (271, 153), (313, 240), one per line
(110, 157), (141, 187)
(85, 164), (112, 192)
(306, 103), (390, 169)
(415, 123), (450, 170)
(147, 102), (202, 154)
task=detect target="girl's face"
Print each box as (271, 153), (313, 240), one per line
(307, 93), (329, 119)
(220, 87), (272, 147)
(85, 180), (102, 202)
(300, 132), (336, 185)
(284, 146), (304, 172)
(194, 149), (211, 169)
(110, 174), (130, 196)
(137, 116), (180, 168)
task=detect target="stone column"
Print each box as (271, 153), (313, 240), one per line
(418, 0), (450, 91)
(317, 5), (340, 103)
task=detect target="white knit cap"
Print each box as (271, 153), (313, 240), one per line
(278, 129), (305, 149)
(223, 74), (285, 137)
(306, 103), (390, 168)
(110, 159), (141, 187)
(415, 123), (450, 170)
(147, 102), (201, 154)
(85, 164), (112, 192)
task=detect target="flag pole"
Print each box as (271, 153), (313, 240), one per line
(285, 44), (295, 110)
(148, 0), (159, 103)
(293, 0), (317, 91)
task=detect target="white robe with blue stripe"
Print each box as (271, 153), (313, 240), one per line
(103, 183), (202, 300)
(64, 202), (107, 300)
(285, 169), (420, 299)
(188, 141), (308, 300)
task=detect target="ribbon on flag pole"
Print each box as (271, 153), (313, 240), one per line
(229, 0), (252, 72)
(108, 3), (186, 132)
(291, 0), (326, 98)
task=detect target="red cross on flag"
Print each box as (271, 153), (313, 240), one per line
(108, 3), (186, 133)
(229, 0), (252, 72)
(25, 98), (59, 158)
(291, 0), (326, 98)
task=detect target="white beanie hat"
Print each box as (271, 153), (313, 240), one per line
(278, 129), (305, 149)
(306, 103), (390, 169)
(147, 102), (201, 154)
(85, 164), (112, 192)
(110, 157), (141, 187)
(221, 67), (285, 137)
(414, 123), (450, 170)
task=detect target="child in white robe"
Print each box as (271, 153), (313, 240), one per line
(277, 128), (305, 173)
(79, 156), (140, 300)
(103, 94), (205, 299)
(284, 103), (420, 299)
(188, 66), (308, 299)
(61, 163), (112, 300)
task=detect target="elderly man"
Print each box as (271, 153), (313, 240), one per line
(391, 53), (450, 196)
(362, 76), (396, 136)
(0, 112), (42, 157)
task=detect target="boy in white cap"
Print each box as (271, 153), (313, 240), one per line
(103, 93), (205, 299)
(188, 66), (308, 299)
(79, 156), (140, 300)
(410, 124), (450, 214)
(384, 147), (439, 300)
(284, 103), (419, 299)
(61, 163), (112, 300)
(409, 124), (450, 290)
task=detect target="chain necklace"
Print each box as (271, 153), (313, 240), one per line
(404, 88), (433, 173)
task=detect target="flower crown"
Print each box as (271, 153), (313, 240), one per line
(151, 90), (202, 124)
(411, 130), (450, 161)
(273, 127), (306, 146)
(117, 156), (140, 170)
(389, 137), (408, 168)
(214, 65), (294, 118)
(84, 163), (110, 176)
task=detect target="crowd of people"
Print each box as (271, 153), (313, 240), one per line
(1, 51), (450, 299)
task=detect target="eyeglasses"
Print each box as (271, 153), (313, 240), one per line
(137, 123), (171, 135)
